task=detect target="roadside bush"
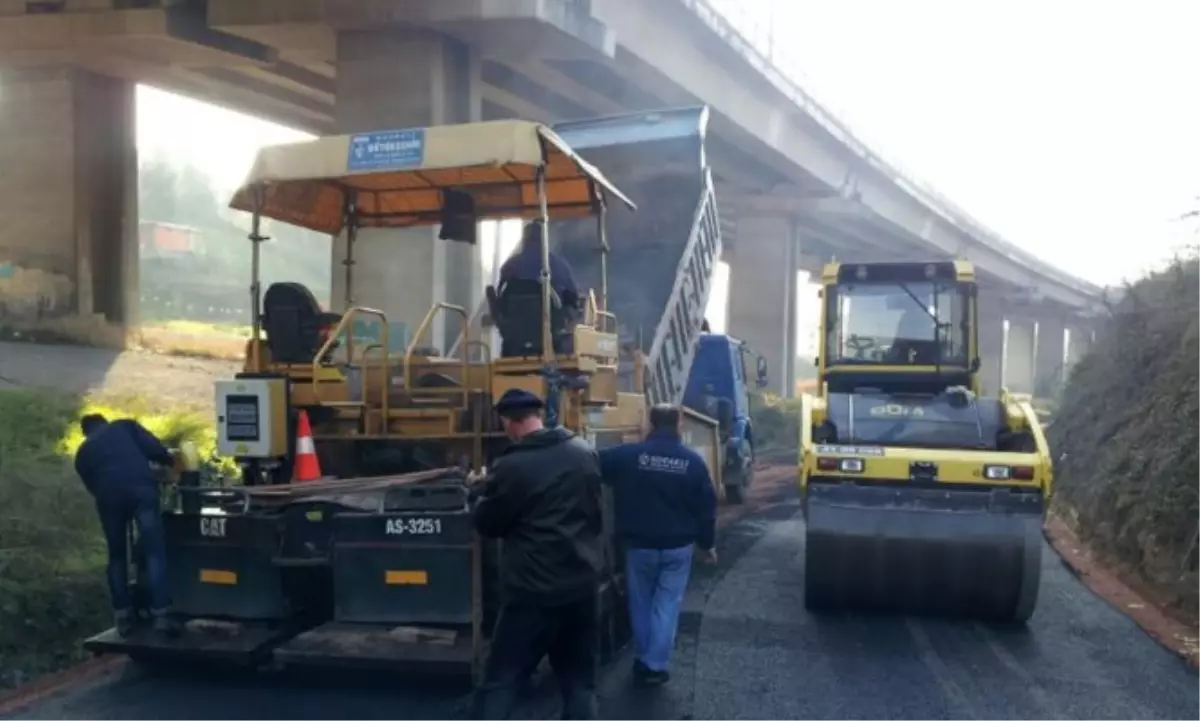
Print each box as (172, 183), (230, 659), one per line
(750, 391), (804, 453)
(0, 389), (221, 689)
(1049, 256), (1199, 622)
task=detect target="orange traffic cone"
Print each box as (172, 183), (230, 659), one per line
(292, 410), (322, 483)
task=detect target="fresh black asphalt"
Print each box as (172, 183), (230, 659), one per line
(9, 485), (1197, 720)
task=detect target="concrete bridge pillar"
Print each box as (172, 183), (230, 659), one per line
(1005, 318), (1037, 395)
(330, 29), (483, 353)
(727, 214), (798, 397)
(1034, 315), (1066, 397)
(1065, 324), (1096, 377)
(977, 307), (1006, 397)
(0, 67), (138, 336)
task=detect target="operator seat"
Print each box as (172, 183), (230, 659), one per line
(890, 308), (939, 365)
(261, 282), (342, 364)
(487, 279), (574, 358)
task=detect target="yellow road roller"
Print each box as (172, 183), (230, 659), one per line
(797, 260), (1052, 622)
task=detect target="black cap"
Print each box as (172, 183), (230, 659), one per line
(494, 388), (545, 416)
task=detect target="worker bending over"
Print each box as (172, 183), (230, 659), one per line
(599, 404), (717, 685)
(74, 414), (178, 637)
(470, 389), (605, 720)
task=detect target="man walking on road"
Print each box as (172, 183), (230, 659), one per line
(74, 414), (178, 637)
(470, 389), (605, 720)
(599, 404), (717, 686)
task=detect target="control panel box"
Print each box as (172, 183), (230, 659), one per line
(215, 378), (288, 458)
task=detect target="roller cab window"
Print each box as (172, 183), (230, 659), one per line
(825, 281), (969, 367)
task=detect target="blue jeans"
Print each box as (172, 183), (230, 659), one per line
(625, 545), (694, 672)
(96, 486), (169, 613)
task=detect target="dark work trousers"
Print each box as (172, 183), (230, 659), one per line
(96, 485), (170, 613)
(471, 593), (599, 720)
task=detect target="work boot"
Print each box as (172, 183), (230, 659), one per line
(633, 660), (669, 687)
(114, 610), (136, 638)
(632, 659), (650, 681)
(644, 669), (670, 686)
(151, 610), (182, 638)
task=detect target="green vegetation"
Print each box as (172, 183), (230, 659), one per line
(138, 155), (331, 326)
(0, 389), (222, 689)
(1049, 255), (1199, 623)
(750, 391), (804, 457)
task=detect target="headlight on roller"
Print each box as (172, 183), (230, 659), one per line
(983, 464), (1012, 480)
(816, 457), (866, 473)
(984, 465), (1035, 480)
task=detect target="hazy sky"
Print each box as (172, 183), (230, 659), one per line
(137, 0), (1197, 341)
(756, 0), (1199, 285)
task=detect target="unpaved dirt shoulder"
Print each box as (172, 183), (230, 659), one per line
(1045, 512), (1199, 668)
(0, 341), (238, 411)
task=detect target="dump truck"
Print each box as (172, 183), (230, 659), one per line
(797, 260), (1052, 622)
(682, 332), (769, 504)
(85, 108), (741, 674)
(458, 106), (758, 502)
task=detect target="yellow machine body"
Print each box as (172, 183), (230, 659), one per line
(798, 260), (1052, 622)
(87, 115), (727, 676)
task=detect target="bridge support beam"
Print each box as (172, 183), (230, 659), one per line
(1005, 318), (1036, 395)
(330, 29), (482, 352)
(727, 214), (798, 397)
(1034, 315), (1066, 398)
(0, 67), (138, 339)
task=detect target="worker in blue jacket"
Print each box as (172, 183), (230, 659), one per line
(598, 404), (717, 686)
(74, 414), (178, 637)
(498, 220), (580, 309)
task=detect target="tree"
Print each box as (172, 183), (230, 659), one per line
(136, 156), (332, 321)
(138, 156), (226, 233)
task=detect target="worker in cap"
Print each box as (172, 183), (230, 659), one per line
(470, 388), (604, 720)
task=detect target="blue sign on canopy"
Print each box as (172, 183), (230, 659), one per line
(347, 128), (426, 172)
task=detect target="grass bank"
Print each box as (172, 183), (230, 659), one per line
(750, 392), (803, 458)
(1049, 256), (1199, 624)
(0, 389), (221, 689)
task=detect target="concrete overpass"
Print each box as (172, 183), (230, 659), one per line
(0, 0), (1103, 397)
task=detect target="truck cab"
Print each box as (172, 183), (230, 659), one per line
(683, 332), (767, 503)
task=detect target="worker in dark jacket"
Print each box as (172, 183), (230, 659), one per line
(470, 389), (604, 720)
(74, 414), (177, 637)
(499, 220), (580, 309)
(598, 404), (717, 685)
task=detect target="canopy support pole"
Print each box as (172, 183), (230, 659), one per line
(248, 184), (267, 372)
(537, 167), (554, 367)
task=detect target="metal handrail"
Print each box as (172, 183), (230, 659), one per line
(404, 302), (470, 410)
(312, 307), (389, 423)
(583, 289), (619, 336)
(464, 339), (492, 365)
(360, 343), (387, 433)
(596, 310), (618, 337)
